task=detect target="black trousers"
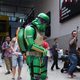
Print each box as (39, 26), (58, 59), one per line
(51, 54), (59, 69)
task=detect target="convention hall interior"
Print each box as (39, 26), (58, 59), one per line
(0, 0), (80, 80)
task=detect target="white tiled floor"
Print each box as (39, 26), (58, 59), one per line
(0, 60), (80, 80)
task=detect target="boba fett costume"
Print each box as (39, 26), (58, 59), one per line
(17, 13), (49, 80)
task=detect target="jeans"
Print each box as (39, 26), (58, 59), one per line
(12, 55), (23, 68)
(51, 54), (59, 69)
(68, 54), (78, 75)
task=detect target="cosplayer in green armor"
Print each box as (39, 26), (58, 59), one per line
(17, 13), (49, 80)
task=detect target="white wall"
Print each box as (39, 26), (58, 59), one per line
(34, 0), (80, 49)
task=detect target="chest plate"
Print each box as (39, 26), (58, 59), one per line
(34, 30), (43, 46)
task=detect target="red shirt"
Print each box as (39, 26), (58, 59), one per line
(42, 40), (49, 49)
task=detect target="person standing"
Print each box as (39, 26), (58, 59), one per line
(17, 13), (49, 80)
(11, 37), (23, 80)
(42, 36), (51, 79)
(42, 36), (49, 68)
(51, 38), (60, 71)
(2, 35), (12, 74)
(68, 30), (78, 78)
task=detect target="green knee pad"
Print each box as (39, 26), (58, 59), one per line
(26, 56), (47, 80)
(33, 57), (40, 74)
(33, 57), (47, 79)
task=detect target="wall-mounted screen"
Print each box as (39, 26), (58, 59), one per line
(60, 0), (80, 23)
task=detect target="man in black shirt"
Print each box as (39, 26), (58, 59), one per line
(68, 30), (78, 78)
(51, 38), (60, 71)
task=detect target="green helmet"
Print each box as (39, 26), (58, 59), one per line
(38, 13), (49, 24)
(32, 13), (49, 32)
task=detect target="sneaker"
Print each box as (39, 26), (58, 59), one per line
(17, 77), (22, 80)
(51, 68), (54, 71)
(5, 71), (10, 75)
(68, 73), (76, 78)
(56, 67), (60, 69)
(51, 67), (54, 71)
(72, 74), (76, 77)
(12, 78), (15, 80)
(11, 68), (12, 71)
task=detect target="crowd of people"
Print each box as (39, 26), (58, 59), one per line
(0, 29), (80, 80)
(0, 29), (80, 79)
(1, 35), (23, 80)
(0, 30), (79, 79)
(0, 12), (80, 80)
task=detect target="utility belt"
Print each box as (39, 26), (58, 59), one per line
(26, 51), (42, 57)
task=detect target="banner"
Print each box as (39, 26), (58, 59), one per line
(60, 0), (80, 23)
